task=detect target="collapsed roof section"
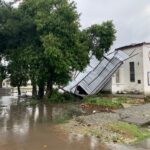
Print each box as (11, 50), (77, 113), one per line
(64, 50), (129, 96)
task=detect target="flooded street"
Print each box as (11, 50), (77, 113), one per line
(0, 96), (107, 150)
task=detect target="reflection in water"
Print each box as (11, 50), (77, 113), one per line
(68, 134), (101, 150)
(0, 96), (108, 150)
(33, 106), (39, 123)
(90, 136), (99, 150)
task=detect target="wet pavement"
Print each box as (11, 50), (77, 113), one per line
(116, 103), (150, 126)
(1, 96), (150, 150)
(0, 96), (108, 150)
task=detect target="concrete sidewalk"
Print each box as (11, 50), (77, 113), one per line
(116, 103), (150, 126)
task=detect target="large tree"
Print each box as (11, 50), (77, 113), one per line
(0, 62), (6, 88)
(0, 1), (12, 87)
(7, 48), (29, 95)
(85, 21), (116, 60)
(0, 0), (116, 98)
(19, 0), (90, 98)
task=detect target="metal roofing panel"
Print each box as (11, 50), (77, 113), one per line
(64, 50), (129, 96)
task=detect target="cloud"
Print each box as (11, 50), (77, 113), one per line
(4, 0), (13, 2)
(4, 0), (150, 49)
(144, 5), (150, 16)
(74, 0), (150, 49)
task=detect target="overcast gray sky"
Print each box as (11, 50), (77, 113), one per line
(5, 0), (150, 49)
(74, 0), (150, 49)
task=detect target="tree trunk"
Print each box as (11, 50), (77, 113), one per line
(46, 78), (53, 98)
(17, 86), (21, 96)
(31, 77), (37, 97)
(32, 84), (37, 98)
(0, 80), (2, 88)
(38, 83), (45, 99)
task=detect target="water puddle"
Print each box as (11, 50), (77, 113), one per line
(0, 96), (108, 150)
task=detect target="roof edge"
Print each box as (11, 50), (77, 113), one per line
(115, 42), (150, 51)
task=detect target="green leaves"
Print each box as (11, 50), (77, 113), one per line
(0, 64), (6, 84)
(0, 0), (116, 98)
(86, 21), (116, 60)
(8, 48), (29, 88)
(42, 34), (61, 58)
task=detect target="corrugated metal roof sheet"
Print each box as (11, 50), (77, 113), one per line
(64, 50), (129, 96)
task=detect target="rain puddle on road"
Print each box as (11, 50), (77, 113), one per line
(0, 96), (108, 150)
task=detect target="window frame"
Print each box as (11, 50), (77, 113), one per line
(116, 69), (120, 83)
(129, 62), (135, 82)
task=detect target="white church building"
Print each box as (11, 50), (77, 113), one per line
(105, 42), (150, 96)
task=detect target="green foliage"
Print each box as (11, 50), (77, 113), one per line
(144, 96), (150, 103)
(0, 1), (12, 53)
(84, 96), (127, 109)
(7, 49), (29, 88)
(86, 21), (116, 60)
(19, 0), (90, 97)
(0, 0), (116, 98)
(0, 63), (6, 86)
(48, 90), (75, 103)
(53, 113), (70, 124)
(52, 106), (83, 124)
(109, 122), (150, 143)
(48, 90), (65, 103)
(63, 92), (76, 101)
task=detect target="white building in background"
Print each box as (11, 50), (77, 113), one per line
(2, 42), (150, 96)
(2, 79), (32, 95)
(105, 42), (150, 96)
(2, 79), (11, 88)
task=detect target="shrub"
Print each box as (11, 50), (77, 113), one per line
(48, 90), (76, 103)
(144, 96), (150, 103)
(53, 113), (71, 124)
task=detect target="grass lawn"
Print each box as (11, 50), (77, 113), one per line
(108, 122), (150, 143)
(84, 96), (127, 109)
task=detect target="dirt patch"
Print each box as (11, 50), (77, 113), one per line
(60, 112), (150, 144)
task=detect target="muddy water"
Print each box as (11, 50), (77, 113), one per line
(0, 96), (108, 150)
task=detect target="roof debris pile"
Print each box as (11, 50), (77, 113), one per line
(64, 50), (129, 96)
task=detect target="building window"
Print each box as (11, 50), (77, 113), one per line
(138, 80), (141, 84)
(129, 62), (135, 82)
(116, 70), (120, 83)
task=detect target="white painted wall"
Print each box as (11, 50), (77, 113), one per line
(2, 79), (32, 95)
(2, 80), (11, 88)
(143, 45), (150, 96)
(111, 46), (144, 94)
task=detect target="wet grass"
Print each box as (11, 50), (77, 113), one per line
(52, 106), (84, 124)
(47, 91), (78, 104)
(84, 96), (127, 109)
(108, 122), (150, 143)
(144, 96), (150, 103)
(71, 125), (102, 138)
(84, 128), (102, 138)
(53, 115), (71, 124)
